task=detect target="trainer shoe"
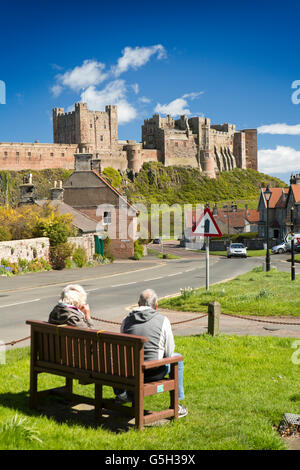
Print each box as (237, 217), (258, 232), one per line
(178, 404), (188, 418)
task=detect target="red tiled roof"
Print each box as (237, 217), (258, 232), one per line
(262, 187), (288, 208)
(291, 184), (300, 204)
(246, 209), (260, 223)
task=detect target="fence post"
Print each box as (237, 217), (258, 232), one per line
(208, 301), (220, 336)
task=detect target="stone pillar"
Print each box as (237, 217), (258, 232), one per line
(208, 301), (221, 336)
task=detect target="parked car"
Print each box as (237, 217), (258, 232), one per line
(227, 243), (247, 258)
(271, 242), (289, 254)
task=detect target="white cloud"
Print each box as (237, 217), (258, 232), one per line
(139, 96), (151, 103)
(154, 92), (203, 116)
(57, 59), (107, 91)
(258, 146), (300, 174)
(81, 80), (137, 124)
(131, 83), (139, 94)
(51, 84), (63, 97)
(112, 45), (166, 76)
(258, 123), (300, 135)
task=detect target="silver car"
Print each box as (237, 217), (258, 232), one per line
(271, 242), (289, 254)
(227, 243), (247, 258)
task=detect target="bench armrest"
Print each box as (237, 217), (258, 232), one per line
(142, 355), (183, 370)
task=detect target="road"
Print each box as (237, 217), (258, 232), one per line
(0, 249), (269, 346)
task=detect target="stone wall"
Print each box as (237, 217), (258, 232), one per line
(0, 237), (50, 263)
(68, 234), (95, 261)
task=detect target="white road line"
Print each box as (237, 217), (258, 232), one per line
(111, 281), (137, 288)
(167, 272), (182, 277)
(144, 277), (163, 281)
(185, 268), (196, 272)
(0, 298), (41, 309)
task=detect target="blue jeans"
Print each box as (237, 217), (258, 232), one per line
(114, 353), (184, 401)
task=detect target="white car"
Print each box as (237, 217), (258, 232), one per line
(271, 242), (289, 254)
(227, 243), (247, 258)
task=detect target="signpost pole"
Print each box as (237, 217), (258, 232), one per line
(206, 236), (209, 290)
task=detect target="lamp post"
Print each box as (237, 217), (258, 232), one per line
(291, 206), (295, 281)
(264, 186), (272, 272)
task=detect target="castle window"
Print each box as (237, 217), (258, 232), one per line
(16, 152), (19, 156)
(61, 153), (65, 157)
(100, 135), (103, 142)
(104, 124), (106, 129)
(90, 124), (93, 128)
(27, 152), (31, 157)
(50, 152), (54, 157)
(103, 211), (112, 225)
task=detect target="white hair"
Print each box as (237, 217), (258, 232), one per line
(60, 284), (87, 308)
(138, 289), (158, 309)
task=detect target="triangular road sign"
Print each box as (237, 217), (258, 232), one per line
(191, 207), (222, 237)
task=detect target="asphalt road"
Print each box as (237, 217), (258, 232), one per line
(0, 251), (267, 346)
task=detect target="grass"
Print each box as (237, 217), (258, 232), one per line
(159, 267), (300, 317)
(206, 250), (266, 257)
(0, 337), (299, 450)
(147, 248), (180, 259)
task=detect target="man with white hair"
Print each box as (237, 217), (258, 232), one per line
(116, 288), (187, 418)
(49, 284), (94, 329)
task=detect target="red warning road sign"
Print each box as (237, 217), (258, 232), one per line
(191, 207), (222, 237)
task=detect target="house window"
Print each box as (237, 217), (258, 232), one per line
(103, 211), (112, 225)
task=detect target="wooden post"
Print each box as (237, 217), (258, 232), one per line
(208, 301), (220, 336)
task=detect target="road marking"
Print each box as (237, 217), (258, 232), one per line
(144, 277), (163, 281)
(168, 272), (182, 277)
(0, 262), (165, 294)
(184, 268), (196, 272)
(111, 281), (137, 288)
(0, 298), (40, 309)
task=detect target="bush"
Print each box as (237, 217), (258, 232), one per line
(72, 246), (88, 268)
(49, 243), (74, 270)
(103, 236), (114, 262)
(133, 239), (144, 260)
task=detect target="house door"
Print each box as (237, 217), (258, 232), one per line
(94, 235), (104, 257)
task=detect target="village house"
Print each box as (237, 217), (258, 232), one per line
(25, 151), (139, 259)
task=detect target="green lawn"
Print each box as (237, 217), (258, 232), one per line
(159, 267), (300, 317)
(0, 336), (299, 450)
(207, 250), (266, 257)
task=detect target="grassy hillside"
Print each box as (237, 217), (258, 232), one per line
(122, 162), (287, 207)
(0, 169), (73, 206)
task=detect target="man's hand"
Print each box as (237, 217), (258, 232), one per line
(81, 304), (91, 320)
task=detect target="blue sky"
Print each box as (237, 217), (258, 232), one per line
(1, 0), (300, 182)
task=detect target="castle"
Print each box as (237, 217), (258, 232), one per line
(0, 102), (257, 178)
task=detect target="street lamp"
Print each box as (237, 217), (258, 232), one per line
(291, 206), (295, 281)
(264, 186), (272, 272)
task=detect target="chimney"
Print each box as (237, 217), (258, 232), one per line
(50, 180), (64, 201)
(213, 203), (218, 215)
(18, 173), (35, 206)
(74, 152), (93, 171)
(91, 154), (102, 174)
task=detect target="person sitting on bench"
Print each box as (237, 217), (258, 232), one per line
(49, 284), (94, 329)
(115, 288), (188, 418)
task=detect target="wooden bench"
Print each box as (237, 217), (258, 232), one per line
(26, 320), (183, 430)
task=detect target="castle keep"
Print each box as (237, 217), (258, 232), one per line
(0, 102), (257, 178)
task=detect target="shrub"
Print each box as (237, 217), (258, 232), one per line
(103, 236), (114, 262)
(133, 239), (144, 260)
(49, 243), (74, 270)
(72, 246), (88, 268)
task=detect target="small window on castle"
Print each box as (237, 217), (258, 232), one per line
(103, 211), (112, 225)
(175, 142), (178, 147)
(100, 135), (103, 141)
(16, 152), (19, 156)
(90, 124), (93, 128)
(104, 124), (106, 129)
(50, 152), (54, 157)
(61, 153), (65, 157)
(27, 152), (31, 157)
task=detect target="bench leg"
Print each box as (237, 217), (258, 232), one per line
(95, 384), (103, 422)
(170, 363), (179, 420)
(135, 388), (144, 430)
(65, 377), (73, 393)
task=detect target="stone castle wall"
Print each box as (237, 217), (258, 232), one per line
(0, 102), (257, 177)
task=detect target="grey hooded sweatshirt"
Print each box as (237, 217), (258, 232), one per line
(121, 306), (175, 362)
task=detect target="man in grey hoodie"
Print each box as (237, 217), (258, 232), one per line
(116, 288), (187, 418)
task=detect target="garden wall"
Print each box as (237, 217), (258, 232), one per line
(0, 237), (50, 263)
(68, 234), (95, 261)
